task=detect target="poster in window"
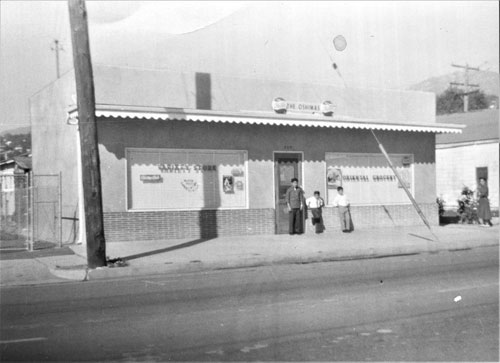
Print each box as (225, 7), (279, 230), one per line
(235, 180), (244, 191)
(223, 175), (234, 194)
(327, 166), (342, 189)
(279, 164), (295, 185)
(397, 167), (411, 189)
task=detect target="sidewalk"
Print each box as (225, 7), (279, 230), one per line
(1, 222), (498, 287)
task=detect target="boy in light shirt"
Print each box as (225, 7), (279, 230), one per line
(306, 191), (325, 234)
(332, 186), (352, 233)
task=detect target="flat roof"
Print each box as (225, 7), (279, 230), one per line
(436, 109), (499, 144)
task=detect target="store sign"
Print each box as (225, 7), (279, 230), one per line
(287, 102), (321, 113)
(140, 174), (162, 183)
(128, 149), (247, 210)
(271, 97), (287, 114)
(181, 179), (199, 192)
(320, 101), (335, 116)
(326, 153), (413, 205)
(158, 164), (217, 173)
(272, 97), (335, 116)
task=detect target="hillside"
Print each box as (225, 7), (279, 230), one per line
(0, 126), (30, 136)
(0, 130), (31, 162)
(408, 70), (499, 96)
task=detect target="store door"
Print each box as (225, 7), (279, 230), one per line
(476, 167), (488, 183)
(274, 153), (302, 234)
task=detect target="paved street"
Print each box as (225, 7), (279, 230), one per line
(1, 245), (498, 362)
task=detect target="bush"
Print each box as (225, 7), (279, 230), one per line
(436, 196), (445, 217)
(457, 186), (478, 224)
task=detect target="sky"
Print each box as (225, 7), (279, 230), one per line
(0, 1), (498, 132)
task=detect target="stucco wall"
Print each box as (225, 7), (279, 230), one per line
(97, 119), (436, 213)
(93, 66), (436, 125)
(30, 71), (80, 243)
(437, 142), (499, 209)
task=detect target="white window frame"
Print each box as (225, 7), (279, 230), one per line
(126, 147), (249, 211)
(324, 152), (415, 206)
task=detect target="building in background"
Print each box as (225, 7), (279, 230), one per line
(30, 66), (462, 243)
(436, 109), (499, 212)
(0, 155), (31, 238)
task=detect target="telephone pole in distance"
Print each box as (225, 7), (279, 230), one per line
(51, 39), (63, 79)
(450, 63), (480, 112)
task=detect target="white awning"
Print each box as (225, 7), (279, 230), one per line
(67, 105), (464, 134)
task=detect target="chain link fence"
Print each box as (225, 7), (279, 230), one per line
(0, 173), (61, 251)
(0, 174), (30, 250)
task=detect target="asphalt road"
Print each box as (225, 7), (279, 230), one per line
(1, 245), (498, 362)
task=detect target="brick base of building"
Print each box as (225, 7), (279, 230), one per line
(104, 208), (276, 242)
(321, 203), (438, 232)
(103, 203), (438, 242)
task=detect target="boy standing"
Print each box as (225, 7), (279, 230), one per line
(332, 186), (352, 232)
(286, 178), (304, 235)
(306, 191), (325, 233)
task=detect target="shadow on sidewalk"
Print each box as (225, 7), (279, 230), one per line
(408, 233), (435, 242)
(0, 246), (74, 260)
(123, 238), (214, 261)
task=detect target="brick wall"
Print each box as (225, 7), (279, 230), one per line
(321, 203), (438, 232)
(104, 208), (275, 241)
(103, 203), (438, 241)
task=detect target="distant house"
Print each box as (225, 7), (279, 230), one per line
(13, 156), (32, 174)
(0, 158), (19, 213)
(0, 155), (31, 219)
(436, 109), (499, 212)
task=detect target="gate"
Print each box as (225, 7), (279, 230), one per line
(32, 174), (62, 249)
(0, 173), (62, 251)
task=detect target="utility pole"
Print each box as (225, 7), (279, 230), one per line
(450, 63), (480, 112)
(51, 39), (63, 79)
(68, 0), (107, 268)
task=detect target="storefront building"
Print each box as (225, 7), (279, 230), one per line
(31, 66), (462, 243)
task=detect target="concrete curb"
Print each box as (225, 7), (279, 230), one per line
(50, 268), (88, 281)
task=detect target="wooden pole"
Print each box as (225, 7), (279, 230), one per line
(68, 0), (106, 268)
(370, 130), (439, 242)
(58, 171), (63, 248)
(29, 171), (34, 252)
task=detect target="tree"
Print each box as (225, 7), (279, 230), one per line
(468, 90), (490, 111)
(436, 88), (491, 115)
(436, 88), (463, 115)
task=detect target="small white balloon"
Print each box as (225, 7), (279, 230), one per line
(333, 35), (347, 51)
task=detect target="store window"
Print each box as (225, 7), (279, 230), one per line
(326, 152), (413, 205)
(127, 148), (247, 210)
